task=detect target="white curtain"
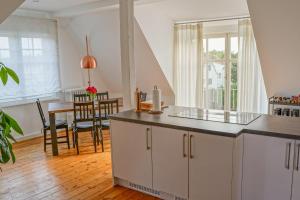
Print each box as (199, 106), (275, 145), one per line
(0, 15), (60, 104)
(237, 19), (267, 113)
(173, 23), (203, 107)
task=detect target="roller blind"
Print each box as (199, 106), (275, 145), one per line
(0, 15), (61, 105)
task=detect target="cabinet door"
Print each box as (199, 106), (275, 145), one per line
(292, 141), (300, 200)
(152, 126), (189, 199)
(189, 132), (234, 200)
(110, 120), (152, 188)
(242, 134), (294, 200)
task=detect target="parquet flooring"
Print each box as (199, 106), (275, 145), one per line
(0, 130), (158, 200)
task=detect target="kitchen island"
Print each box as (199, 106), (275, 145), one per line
(110, 106), (300, 200)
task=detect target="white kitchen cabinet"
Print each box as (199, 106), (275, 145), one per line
(110, 120), (152, 188)
(292, 141), (300, 200)
(189, 132), (234, 200)
(152, 126), (189, 199)
(242, 134), (294, 200)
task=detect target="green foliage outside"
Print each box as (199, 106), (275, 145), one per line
(207, 50), (238, 111)
(0, 62), (23, 170)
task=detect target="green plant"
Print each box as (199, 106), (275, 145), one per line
(0, 62), (23, 169)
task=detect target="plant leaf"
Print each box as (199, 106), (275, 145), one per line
(3, 113), (23, 135)
(0, 139), (10, 163)
(8, 142), (15, 163)
(5, 67), (19, 84)
(0, 67), (8, 85)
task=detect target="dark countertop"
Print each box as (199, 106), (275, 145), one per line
(244, 115), (300, 139)
(110, 106), (300, 139)
(111, 106), (245, 137)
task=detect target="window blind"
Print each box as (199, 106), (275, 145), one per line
(0, 15), (61, 105)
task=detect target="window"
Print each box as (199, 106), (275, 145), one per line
(203, 34), (238, 111)
(22, 38), (43, 57)
(0, 16), (60, 105)
(0, 37), (10, 58)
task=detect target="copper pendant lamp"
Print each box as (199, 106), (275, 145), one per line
(81, 35), (97, 86)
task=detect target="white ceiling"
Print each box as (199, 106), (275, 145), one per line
(20, 0), (249, 21)
(139, 0), (249, 22)
(20, 0), (100, 12)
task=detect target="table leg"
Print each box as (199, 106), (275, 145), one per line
(49, 112), (59, 156)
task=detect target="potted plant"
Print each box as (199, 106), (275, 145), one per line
(0, 62), (23, 170)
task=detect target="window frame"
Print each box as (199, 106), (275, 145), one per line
(203, 32), (238, 111)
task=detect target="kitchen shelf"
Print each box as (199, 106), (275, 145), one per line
(268, 96), (300, 115)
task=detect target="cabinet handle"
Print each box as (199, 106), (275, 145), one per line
(285, 142), (292, 170)
(296, 144), (300, 171)
(183, 134), (187, 158)
(146, 128), (151, 150)
(189, 135), (194, 159)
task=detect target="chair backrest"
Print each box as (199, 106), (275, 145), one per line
(36, 99), (46, 127)
(96, 91), (109, 101)
(73, 101), (96, 127)
(73, 93), (90, 102)
(98, 99), (119, 120)
(140, 92), (147, 102)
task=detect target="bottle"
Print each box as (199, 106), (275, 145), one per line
(152, 85), (161, 112)
(135, 88), (142, 112)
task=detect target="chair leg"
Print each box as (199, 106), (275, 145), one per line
(96, 127), (100, 145)
(72, 130), (75, 148)
(75, 131), (79, 155)
(100, 129), (104, 152)
(66, 126), (70, 149)
(43, 129), (47, 152)
(93, 129), (97, 153)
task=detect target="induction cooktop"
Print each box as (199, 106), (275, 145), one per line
(168, 107), (261, 125)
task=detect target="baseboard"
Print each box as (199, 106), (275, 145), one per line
(15, 131), (42, 142)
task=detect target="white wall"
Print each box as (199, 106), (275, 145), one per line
(57, 19), (85, 90)
(247, 0), (300, 97)
(135, 21), (175, 104)
(135, 4), (174, 86)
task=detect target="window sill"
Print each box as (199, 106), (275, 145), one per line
(0, 95), (61, 108)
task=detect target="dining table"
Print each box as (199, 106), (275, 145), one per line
(48, 98), (121, 156)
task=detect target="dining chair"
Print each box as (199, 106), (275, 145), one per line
(73, 101), (100, 154)
(96, 91), (109, 101)
(97, 99), (119, 151)
(36, 99), (70, 152)
(73, 93), (90, 102)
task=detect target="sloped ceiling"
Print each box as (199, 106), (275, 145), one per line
(0, 0), (25, 24)
(248, 0), (300, 96)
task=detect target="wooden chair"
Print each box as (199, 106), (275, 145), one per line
(98, 99), (119, 130)
(97, 99), (119, 152)
(73, 93), (90, 102)
(73, 101), (101, 154)
(96, 92), (109, 101)
(36, 99), (70, 152)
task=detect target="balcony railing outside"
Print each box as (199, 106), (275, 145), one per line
(205, 88), (238, 111)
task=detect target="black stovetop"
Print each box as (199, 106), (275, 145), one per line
(169, 107), (261, 125)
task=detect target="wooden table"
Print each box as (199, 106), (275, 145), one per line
(48, 98), (121, 156)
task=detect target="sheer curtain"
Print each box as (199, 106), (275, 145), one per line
(237, 19), (267, 113)
(0, 15), (60, 104)
(173, 23), (204, 107)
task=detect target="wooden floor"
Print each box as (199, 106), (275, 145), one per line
(0, 130), (158, 200)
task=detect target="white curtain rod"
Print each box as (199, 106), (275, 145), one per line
(175, 16), (250, 25)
